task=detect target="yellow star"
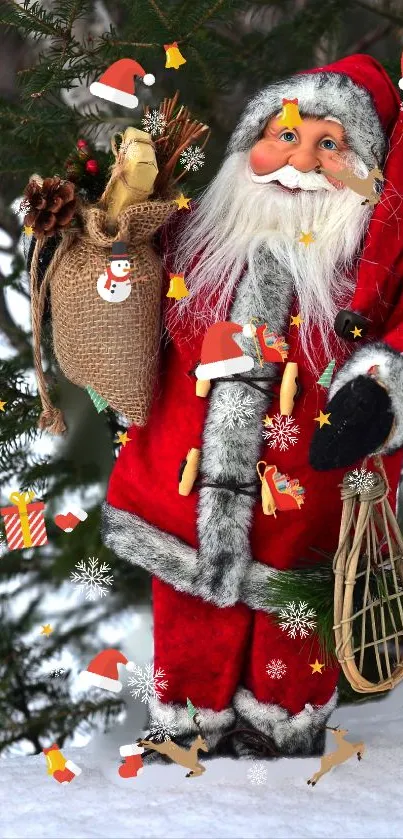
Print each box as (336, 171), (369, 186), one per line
(40, 624), (53, 636)
(0, 400), (7, 411)
(314, 411), (331, 428)
(350, 326), (362, 339)
(299, 231), (315, 246)
(263, 415), (273, 428)
(310, 659), (325, 674)
(174, 193), (191, 210)
(24, 225), (33, 236)
(115, 431), (131, 447)
(290, 313), (303, 329)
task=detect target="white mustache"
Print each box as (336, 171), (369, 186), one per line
(249, 164), (335, 192)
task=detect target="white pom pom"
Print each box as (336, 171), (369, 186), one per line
(143, 73), (155, 87)
(125, 660), (136, 672)
(399, 78), (403, 90)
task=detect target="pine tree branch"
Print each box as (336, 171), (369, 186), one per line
(146, 0), (171, 32)
(351, 0), (403, 25)
(181, 0), (228, 41)
(347, 21), (392, 54)
(0, 274), (32, 354)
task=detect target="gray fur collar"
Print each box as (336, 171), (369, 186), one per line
(194, 247), (294, 605)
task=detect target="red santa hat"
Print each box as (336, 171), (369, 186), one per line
(195, 321), (255, 380)
(79, 648), (136, 693)
(90, 59), (155, 109)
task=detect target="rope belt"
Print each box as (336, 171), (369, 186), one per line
(195, 478), (258, 498)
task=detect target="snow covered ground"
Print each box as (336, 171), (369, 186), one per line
(1, 682), (403, 839)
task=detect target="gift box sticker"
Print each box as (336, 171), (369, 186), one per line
(0, 490), (47, 550)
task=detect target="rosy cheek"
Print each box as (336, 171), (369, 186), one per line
(249, 140), (283, 175)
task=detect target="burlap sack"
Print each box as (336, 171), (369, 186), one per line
(31, 199), (176, 433)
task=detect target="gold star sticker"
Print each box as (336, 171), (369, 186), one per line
(310, 659), (325, 674)
(299, 231), (315, 246)
(314, 411), (331, 428)
(174, 193), (191, 210)
(262, 415), (273, 428)
(40, 624), (53, 636)
(115, 431), (131, 447)
(24, 225), (33, 236)
(351, 326), (362, 339)
(0, 400), (7, 411)
(290, 313), (303, 328)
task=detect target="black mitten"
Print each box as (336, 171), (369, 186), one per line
(309, 375), (394, 471)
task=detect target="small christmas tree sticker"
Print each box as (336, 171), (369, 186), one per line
(187, 697), (202, 731)
(86, 386), (108, 413)
(317, 360), (335, 388)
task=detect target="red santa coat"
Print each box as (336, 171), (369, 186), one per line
(103, 55), (403, 753)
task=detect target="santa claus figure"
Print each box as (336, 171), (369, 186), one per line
(96, 241), (132, 303)
(102, 55), (403, 758)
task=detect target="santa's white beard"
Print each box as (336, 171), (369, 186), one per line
(169, 151), (372, 373)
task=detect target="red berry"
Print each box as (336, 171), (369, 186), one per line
(77, 139), (88, 150)
(85, 159), (99, 175)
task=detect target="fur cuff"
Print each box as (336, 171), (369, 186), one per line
(102, 502), (197, 595)
(148, 696), (235, 751)
(102, 502), (281, 611)
(330, 342), (403, 453)
(233, 687), (337, 756)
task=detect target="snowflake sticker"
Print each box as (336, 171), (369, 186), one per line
(247, 763), (268, 785)
(70, 557), (113, 600)
(262, 413), (300, 451)
(266, 658), (287, 680)
(180, 145), (205, 172)
(148, 715), (177, 742)
(128, 664), (168, 704)
(279, 601), (316, 639)
(141, 109), (167, 137)
(346, 468), (376, 495)
(215, 388), (254, 430)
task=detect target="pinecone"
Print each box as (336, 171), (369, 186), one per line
(21, 176), (76, 237)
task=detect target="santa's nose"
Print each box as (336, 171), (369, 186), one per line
(287, 147), (320, 172)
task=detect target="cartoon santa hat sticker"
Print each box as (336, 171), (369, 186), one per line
(90, 58), (155, 109)
(79, 648), (136, 693)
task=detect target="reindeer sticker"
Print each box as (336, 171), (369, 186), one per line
(138, 734), (208, 778)
(307, 726), (365, 787)
(316, 162), (384, 206)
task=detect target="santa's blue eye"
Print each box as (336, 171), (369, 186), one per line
(279, 131), (297, 143)
(320, 138), (337, 150)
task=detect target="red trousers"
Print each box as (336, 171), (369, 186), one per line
(153, 578), (339, 716)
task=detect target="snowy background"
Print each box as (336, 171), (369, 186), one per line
(1, 680), (403, 838)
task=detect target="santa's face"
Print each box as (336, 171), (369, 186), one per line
(249, 115), (347, 189)
(110, 258), (131, 277)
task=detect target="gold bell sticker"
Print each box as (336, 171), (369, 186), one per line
(164, 42), (187, 70)
(166, 273), (189, 300)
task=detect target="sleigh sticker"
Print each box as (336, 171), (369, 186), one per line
(256, 461), (305, 517)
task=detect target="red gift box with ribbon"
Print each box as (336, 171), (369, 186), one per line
(0, 491), (47, 550)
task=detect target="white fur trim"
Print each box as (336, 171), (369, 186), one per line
(148, 696), (235, 750)
(329, 342), (403, 453)
(229, 72), (385, 168)
(143, 73), (155, 86)
(399, 79), (403, 91)
(65, 760), (82, 776)
(233, 687), (338, 755)
(89, 81), (139, 109)
(69, 505), (88, 522)
(120, 743), (144, 757)
(79, 669), (122, 693)
(195, 355), (254, 380)
(102, 503), (283, 610)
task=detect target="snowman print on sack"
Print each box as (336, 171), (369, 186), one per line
(97, 241), (132, 303)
